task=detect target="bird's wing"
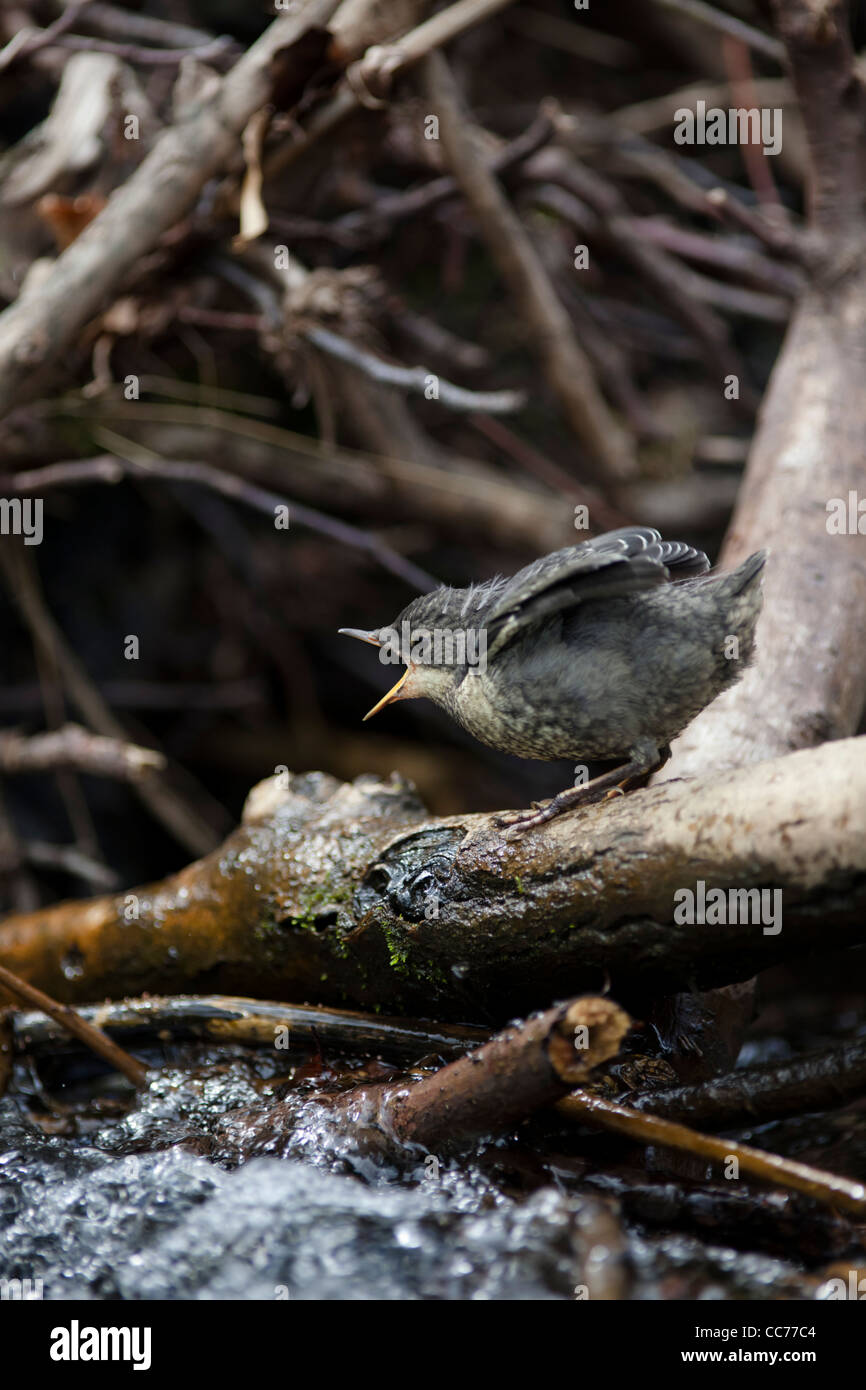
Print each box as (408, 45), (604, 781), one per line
(482, 527), (709, 658)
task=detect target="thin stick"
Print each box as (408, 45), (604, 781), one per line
(304, 326), (525, 413)
(334, 110), (553, 241)
(0, 963), (148, 1087)
(722, 35), (785, 213)
(0, 0), (94, 72)
(653, 0), (784, 63)
(15, 839), (118, 889)
(11, 994), (490, 1063)
(39, 33), (236, 66)
(632, 1038), (866, 1129)
(557, 1091), (866, 1218)
(0, 724), (165, 780)
(4, 440), (438, 594)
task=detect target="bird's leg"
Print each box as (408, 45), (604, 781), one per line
(496, 744), (671, 837)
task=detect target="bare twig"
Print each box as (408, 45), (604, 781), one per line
(556, 1091), (866, 1218)
(14, 840), (118, 889)
(0, 0), (94, 72)
(722, 35), (785, 213)
(469, 413), (630, 527)
(705, 188), (807, 261)
(10, 994), (488, 1064)
(626, 217), (802, 297)
(0, 962), (147, 1087)
(0, 724), (165, 781)
(502, 7), (638, 67)
(2, 446), (438, 593)
(528, 130), (758, 399)
(333, 109), (554, 242)
(40, 32), (236, 66)
(382, 997), (631, 1150)
(304, 325), (525, 412)
(527, 181), (789, 324)
(22, 401), (573, 552)
(78, 3), (219, 49)
(263, 0), (522, 178)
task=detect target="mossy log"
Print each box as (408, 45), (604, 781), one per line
(1, 736), (864, 1021)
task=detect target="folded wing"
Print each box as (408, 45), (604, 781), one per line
(482, 527), (709, 658)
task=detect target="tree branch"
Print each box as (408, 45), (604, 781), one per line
(662, 0), (866, 781)
(1, 738), (863, 1019)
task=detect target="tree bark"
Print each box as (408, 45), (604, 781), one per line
(1, 739), (863, 1020)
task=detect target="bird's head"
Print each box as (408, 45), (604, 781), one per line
(339, 589), (488, 720)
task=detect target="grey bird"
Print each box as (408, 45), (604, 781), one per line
(339, 527), (766, 834)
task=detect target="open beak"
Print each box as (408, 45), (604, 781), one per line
(339, 628), (410, 721)
(363, 668), (409, 721)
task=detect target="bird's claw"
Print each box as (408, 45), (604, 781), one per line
(495, 777), (633, 838)
(494, 799), (550, 830)
(497, 807), (556, 838)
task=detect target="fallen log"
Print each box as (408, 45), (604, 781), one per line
(1, 736), (864, 1020)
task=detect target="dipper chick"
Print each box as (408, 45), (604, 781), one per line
(340, 527), (766, 835)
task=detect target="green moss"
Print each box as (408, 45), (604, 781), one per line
(382, 918), (411, 974)
(253, 917), (282, 943)
(285, 881), (352, 934)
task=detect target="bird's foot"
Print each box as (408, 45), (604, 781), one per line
(495, 747), (668, 839)
(496, 782), (624, 838)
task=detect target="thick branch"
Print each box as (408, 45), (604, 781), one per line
(0, 0), (341, 416)
(769, 0), (866, 233)
(1, 740), (863, 1019)
(662, 1), (866, 781)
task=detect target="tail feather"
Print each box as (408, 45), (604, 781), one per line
(728, 549), (768, 594)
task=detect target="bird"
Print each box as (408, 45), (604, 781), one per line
(339, 526), (766, 835)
